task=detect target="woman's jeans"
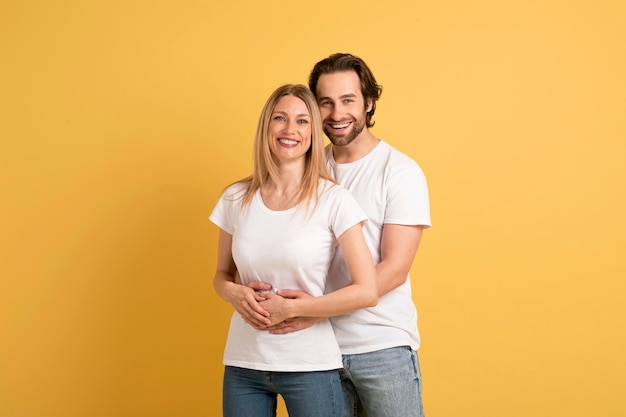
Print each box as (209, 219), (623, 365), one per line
(340, 346), (425, 417)
(223, 366), (343, 417)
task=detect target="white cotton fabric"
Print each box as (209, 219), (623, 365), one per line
(325, 140), (431, 354)
(210, 179), (367, 371)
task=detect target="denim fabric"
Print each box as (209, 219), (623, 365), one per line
(339, 346), (425, 417)
(223, 366), (343, 417)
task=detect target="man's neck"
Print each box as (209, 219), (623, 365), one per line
(332, 130), (380, 164)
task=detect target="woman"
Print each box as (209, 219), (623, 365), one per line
(209, 84), (377, 417)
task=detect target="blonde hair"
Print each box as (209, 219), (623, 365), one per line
(233, 84), (334, 211)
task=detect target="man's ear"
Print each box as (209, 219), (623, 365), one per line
(366, 98), (373, 113)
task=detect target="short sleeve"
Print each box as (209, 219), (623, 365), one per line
(325, 185), (368, 238)
(386, 165), (431, 228)
(209, 184), (245, 234)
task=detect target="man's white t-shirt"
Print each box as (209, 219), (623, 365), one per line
(325, 140), (431, 354)
(210, 179), (367, 371)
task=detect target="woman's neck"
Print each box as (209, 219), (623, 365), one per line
(261, 163), (305, 210)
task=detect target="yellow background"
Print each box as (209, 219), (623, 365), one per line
(1, 1), (625, 416)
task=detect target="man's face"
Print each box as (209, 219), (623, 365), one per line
(315, 71), (371, 147)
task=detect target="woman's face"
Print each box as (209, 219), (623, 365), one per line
(267, 95), (312, 164)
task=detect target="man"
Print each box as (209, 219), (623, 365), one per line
(307, 53), (431, 417)
(237, 53), (431, 416)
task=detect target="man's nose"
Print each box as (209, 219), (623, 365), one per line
(330, 103), (344, 120)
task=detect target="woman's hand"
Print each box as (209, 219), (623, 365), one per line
(225, 283), (272, 329)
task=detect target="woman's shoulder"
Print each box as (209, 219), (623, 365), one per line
(318, 178), (340, 192)
(227, 178), (251, 190)
(317, 179), (353, 201)
(222, 180), (250, 197)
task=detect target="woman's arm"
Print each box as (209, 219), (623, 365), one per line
(259, 223), (378, 326)
(213, 229), (272, 328)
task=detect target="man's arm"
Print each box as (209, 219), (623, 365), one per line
(376, 223), (424, 296)
(267, 224), (424, 334)
(257, 223), (378, 327)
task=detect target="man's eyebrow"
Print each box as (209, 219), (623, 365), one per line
(318, 93), (358, 101)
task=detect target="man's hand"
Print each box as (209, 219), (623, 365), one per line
(267, 317), (323, 334)
(266, 289), (322, 334)
(276, 289), (312, 300)
(258, 293), (292, 326)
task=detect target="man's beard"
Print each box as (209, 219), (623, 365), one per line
(323, 117), (366, 147)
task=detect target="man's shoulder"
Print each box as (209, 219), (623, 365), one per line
(377, 140), (421, 169)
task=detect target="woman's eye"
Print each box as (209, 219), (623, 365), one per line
(273, 116), (285, 121)
(297, 119), (309, 124)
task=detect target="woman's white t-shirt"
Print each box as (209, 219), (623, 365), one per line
(210, 179), (367, 371)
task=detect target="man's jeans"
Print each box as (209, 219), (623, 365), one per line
(223, 366), (343, 417)
(339, 346), (425, 417)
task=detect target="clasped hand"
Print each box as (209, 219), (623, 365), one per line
(230, 282), (321, 334)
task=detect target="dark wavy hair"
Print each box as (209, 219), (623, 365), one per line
(309, 53), (383, 128)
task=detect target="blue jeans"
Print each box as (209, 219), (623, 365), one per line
(223, 366), (343, 417)
(339, 346), (425, 417)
